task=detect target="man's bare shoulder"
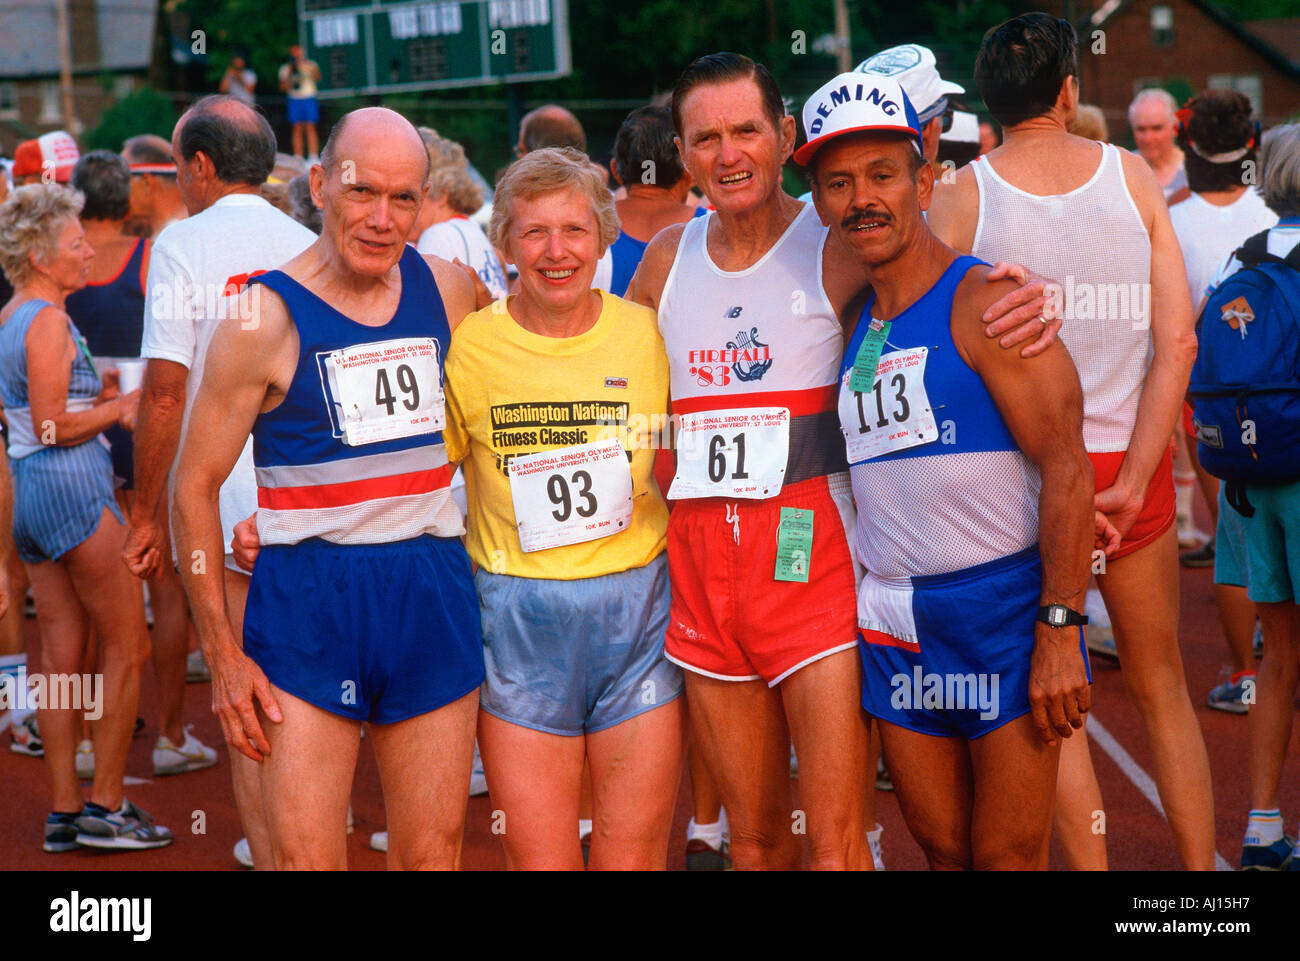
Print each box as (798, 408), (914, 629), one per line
(420, 251), (477, 329)
(628, 220), (691, 308)
(1116, 147), (1164, 227)
(952, 263), (1022, 363)
(928, 164), (980, 251)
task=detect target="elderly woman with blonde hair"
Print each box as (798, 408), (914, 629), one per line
(413, 127), (507, 299)
(443, 147), (683, 869)
(0, 184), (171, 853)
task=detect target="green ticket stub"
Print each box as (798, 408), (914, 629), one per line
(848, 318), (892, 393)
(774, 506), (814, 583)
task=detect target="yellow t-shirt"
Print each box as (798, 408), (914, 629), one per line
(445, 289), (670, 579)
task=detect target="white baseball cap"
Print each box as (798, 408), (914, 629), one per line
(940, 110), (979, 145)
(794, 73), (922, 167)
(855, 44), (964, 125)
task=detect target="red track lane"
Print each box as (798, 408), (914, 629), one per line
(2, 502), (1297, 870)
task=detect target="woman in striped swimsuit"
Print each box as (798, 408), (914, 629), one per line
(0, 184), (171, 852)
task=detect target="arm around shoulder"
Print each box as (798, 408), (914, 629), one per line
(625, 221), (688, 311)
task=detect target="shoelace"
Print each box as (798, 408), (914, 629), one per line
(725, 504), (740, 545)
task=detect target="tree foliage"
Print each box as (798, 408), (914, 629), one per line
(86, 86), (177, 151)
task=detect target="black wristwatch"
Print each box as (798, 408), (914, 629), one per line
(1037, 604), (1089, 628)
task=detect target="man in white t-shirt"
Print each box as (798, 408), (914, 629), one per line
(121, 94), (317, 871)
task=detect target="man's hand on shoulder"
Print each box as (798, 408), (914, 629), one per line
(424, 253), (478, 330)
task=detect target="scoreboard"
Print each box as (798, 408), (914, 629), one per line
(298, 0), (571, 96)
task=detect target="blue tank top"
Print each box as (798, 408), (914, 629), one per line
(608, 205), (706, 298)
(838, 255), (1041, 579)
(64, 237), (148, 357)
(0, 299), (103, 458)
(246, 246), (464, 545)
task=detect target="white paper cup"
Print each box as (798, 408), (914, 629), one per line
(116, 359), (145, 394)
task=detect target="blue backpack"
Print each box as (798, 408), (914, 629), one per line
(1188, 230), (1300, 513)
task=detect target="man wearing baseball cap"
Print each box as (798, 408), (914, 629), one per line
(800, 71), (1097, 868)
(11, 131), (79, 185)
(856, 44), (963, 171)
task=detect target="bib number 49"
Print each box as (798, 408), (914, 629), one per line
(374, 364), (420, 416)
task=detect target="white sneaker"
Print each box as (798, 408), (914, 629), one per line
(868, 823), (885, 870)
(185, 649), (210, 683)
(153, 724), (218, 775)
(233, 837), (254, 868)
(369, 830), (388, 853)
(75, 738), (95, 779)
(470, 742), (488, 796)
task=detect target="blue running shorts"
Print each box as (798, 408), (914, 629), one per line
(244, 534), (484, 724)
(858, 546), (1091, 740)
(476, 553), (684, 736)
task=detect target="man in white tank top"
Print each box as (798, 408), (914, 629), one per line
(627, 52), (1062, 871)
(927, 13), (1214, 870)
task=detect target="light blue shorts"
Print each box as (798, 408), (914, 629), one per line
(1214, 486), (1249, 590)
(1217, 479), (1300, 604)
(475, 553), (684, 736)
(11, 442), (123, 564)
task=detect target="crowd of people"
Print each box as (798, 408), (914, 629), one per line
(1, 10), (1298, 871)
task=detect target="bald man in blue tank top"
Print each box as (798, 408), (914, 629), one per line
(173, 108), (484, 870)
(799, 73), (1098, 869)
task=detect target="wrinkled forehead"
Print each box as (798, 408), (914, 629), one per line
(679, 77), (773, 135)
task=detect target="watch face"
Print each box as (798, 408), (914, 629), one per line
(1050, 607), (1066, 626)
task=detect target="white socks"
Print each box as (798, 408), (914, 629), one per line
(0, 653), (31, 726)
(1245, 809), (1284, 846)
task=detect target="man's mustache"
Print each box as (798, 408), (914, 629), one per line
(841, 209), (892, 230)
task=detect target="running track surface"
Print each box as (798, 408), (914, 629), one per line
(3, 505), (1297, 870)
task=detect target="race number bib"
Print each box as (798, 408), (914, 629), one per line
(325, 337), (445, 446)
(838, 347), (937, 463)
(668, 407), (789, 499)
(508, 438), (634, 552)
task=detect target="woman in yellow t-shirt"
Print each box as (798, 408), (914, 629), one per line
(444, 148), (684, 869)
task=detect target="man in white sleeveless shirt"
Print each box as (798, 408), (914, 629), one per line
(928, 13), (1213, 870)
(628, 51), (1061, 870)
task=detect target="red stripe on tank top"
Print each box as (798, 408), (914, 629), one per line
(256, 464), (452, 510)
(671, 384), (836, 418)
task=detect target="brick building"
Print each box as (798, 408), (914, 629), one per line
(1072, 0), (1300, 142)
(0, 0), (172, 156)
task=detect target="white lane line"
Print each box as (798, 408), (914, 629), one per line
(1089, 715), (1232, 871)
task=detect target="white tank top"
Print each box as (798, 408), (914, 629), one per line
(971, 142), (1152, 453)
(658, 204), (847, 485)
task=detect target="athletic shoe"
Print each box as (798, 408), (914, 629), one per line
(1085, 622), (1118, 662)
(369, 830), (388, 853)
(1180, 539), (1215, 568)
(75, 738), (95, 779)
(9, 713), (42, 756)
(876, 755), (893, 791)
(868, 822), (885, 871)
(1242, 835), (1295, 871)
(75, 799), (173, 850)
(1207, 672), (1256, 715)
(233, 837), (254, 868)
(185, 649), (211, 683)
(152, 724), (218, 776)
(685, 837), (730, 870)
(1254, 622), (1264, 660)
(44, 812), (81, 853)
(1178, 525), (1209, 551)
